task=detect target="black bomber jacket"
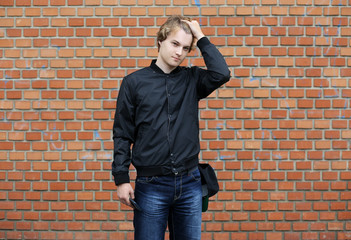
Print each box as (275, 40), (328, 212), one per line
(112, 37), (231, 185)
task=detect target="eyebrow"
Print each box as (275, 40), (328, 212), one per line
(172, 40), (190, 49)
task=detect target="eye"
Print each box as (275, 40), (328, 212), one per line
(172, 41), (178, 46)
(184, 47), (190, 52)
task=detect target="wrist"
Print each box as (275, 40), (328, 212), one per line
(196, 34), (205, 40)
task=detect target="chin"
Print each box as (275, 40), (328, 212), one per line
(175, 59), (184, 65)
(169, 62), (180, 68)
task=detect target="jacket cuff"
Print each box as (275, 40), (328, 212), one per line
(113, 172), (130, 186)
(196, 37), (211, 49)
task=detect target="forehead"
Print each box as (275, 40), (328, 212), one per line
(167, 28), (193, 47)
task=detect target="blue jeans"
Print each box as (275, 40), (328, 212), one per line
(133, 169), (202, 240)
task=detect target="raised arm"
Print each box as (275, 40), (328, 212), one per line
(183, 20), (231, 99)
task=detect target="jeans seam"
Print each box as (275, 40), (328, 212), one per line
(174, 175), (182, 201)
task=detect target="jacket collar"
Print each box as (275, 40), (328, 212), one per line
(150, 60), (181, 75)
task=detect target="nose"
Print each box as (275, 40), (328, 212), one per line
(175, 46), (182, 56)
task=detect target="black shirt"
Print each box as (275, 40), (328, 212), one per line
(112, 37), (231, 185)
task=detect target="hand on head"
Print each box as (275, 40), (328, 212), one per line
(181, 19), (205, 40)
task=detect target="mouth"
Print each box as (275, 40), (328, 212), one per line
(172, 57), (180, 62)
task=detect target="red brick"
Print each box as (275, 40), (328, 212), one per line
(1, 3), (351, 238)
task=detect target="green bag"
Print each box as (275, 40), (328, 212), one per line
(202, 195), (209, 212)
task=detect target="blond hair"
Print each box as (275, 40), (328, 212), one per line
(156, 15), (195, 52)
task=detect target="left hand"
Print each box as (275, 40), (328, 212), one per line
(182, 20), (205, 40)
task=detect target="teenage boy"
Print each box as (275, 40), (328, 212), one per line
(112, 15), (231, 240)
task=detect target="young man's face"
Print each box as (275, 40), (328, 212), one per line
(157, 28), (193, 73)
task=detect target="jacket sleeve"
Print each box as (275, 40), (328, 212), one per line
(111, 77), (135, 186)
(195, 37), (231, 99)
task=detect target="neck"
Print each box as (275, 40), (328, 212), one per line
(155, 58), (174, 74)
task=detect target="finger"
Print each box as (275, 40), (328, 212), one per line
(182, 19), (197, 27)
(118, 194), (129, 204)
(181, 19), (191, 25)
(121, 198), (131, 207)
(125, 198), (131, 206)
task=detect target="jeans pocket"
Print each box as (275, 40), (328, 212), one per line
(190, 169), (201, 181)
(136, 176), (157, 183)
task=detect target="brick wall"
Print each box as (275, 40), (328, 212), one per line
(1, 0), (351, 239)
